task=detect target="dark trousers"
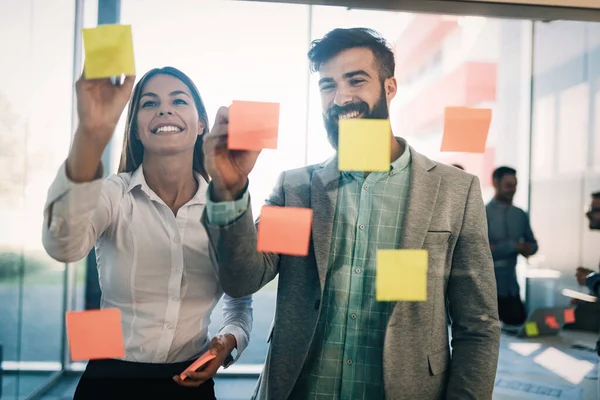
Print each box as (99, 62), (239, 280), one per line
(498, 295), (527, 325)
(74, 358), (216, 400)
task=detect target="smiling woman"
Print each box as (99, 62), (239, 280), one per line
(118, 67), (210, 183)
(41, 66), (253, 399)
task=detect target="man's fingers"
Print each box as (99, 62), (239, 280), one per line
(215, 106), (229, 125)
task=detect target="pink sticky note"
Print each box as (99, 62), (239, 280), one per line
(257, 206), (312, 256)
(564, 308), (576, 324)
(228, 100), (280, 150)
(66, 309), (125, 361)
(545, 315), (559, 329)
(180, 350), (217, 380)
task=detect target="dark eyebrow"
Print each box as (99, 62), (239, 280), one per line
(170, 90), (191, 98)
(140, 90), (191, 99)
(344, 70), (372, 80)
(318, 70), (372, 86)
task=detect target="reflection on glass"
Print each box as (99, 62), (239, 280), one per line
(0, 0), (75, 397)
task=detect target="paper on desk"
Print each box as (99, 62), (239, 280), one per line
(493, 376), (583, 400)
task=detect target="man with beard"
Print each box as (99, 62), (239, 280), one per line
(486, 166), (538, 326)
(202, 28), (500, 400)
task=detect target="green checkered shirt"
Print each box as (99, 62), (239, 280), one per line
(291, 148), (412, 400)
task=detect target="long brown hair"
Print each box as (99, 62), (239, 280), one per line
(118, 67), (209, 182)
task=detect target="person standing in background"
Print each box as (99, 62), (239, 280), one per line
(486, 166), (538, 326)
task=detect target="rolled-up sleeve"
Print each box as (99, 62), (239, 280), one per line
(217, 294), (253, 366)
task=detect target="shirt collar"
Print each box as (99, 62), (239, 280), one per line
(126, 165), (207, 205)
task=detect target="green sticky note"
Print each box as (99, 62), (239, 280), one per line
(376, 249), (428, 302)
(83, 24), (135, 79)
(338, 119), (391, 172)
(525, 322), (539, 337)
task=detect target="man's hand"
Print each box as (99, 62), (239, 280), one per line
(203, 106), (261, 201)
(576, 267), (595, 286)
(173, 334), (236, 387)
(516, 242), (533, 258)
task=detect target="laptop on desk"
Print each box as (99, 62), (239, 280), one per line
(501, 307), (567, 338)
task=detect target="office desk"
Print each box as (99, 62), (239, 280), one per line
(494, 330), (598, 400)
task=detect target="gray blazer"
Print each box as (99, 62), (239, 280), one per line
(203, 146), (500, 400)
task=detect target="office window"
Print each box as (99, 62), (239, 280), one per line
(0, 0), (76, 397)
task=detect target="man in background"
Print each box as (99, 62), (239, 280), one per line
(574, 191), (600, 389)
(486, 166), (538, 325)
(570, 192), (600, 332)
(574, 191), (600, 289)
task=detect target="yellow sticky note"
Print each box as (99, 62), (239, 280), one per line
(376, 249), (428, 302)
(338, 119), (391, 172)
(525, 322), (539, 337)
(82, 24), (135, 79)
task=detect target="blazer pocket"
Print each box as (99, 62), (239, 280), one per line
(423, 231), (451, 246)
(428, 347), (450, 375)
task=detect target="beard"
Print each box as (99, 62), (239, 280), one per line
(323, 85), (390, 150)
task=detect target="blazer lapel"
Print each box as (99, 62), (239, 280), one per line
(400, 148), (441, 250)
(310, 157), (339, 292)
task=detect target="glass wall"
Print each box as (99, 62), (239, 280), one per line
(528, 20), (600, 310)
(111, 1), (535, 370)
(2, 0), (599, 398)
(0, 0), (76, 398)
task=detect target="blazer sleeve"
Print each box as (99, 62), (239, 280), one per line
(446, 176), (501, 399)
(201, 173), (286, 298)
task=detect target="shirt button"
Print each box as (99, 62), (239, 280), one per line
(363, 185), (369, 190)
(350, 313), (357, 320)
(355, 268), (361, 274)
(167, 324), (174, 330)
(346, 359), (353, 365)
(359, 224), (365, 230)
(171, 297), (179, 302)
(173, 236), (180, 244)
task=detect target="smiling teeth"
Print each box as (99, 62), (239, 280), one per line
(339, 111), (360, 119)
(156, 126), (181, 133)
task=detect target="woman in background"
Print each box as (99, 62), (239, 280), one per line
(42, 67), (252, 399)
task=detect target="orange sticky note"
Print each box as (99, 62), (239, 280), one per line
(545, 315), (560, 329)
(66, 309), (125, 361)
(525, 322), (539, 337)
(376, 249), (428, 302)
(257, 206), (312, 256)
(228, 100), (280, 150)
(440, 107), (491, 153)
(180, 350), (217, 380)
(564, 308), (576, 324)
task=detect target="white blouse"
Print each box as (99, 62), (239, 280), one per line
(42, 162), (252, 364)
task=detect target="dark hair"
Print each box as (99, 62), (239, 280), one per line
(308, 28), (395, 81)
(492, 166), (517, 182)
(451, 164), (464, 170)
(592, 191), (600, 199)
(118, 66), (209, 182)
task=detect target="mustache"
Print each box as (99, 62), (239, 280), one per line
(327, 102), (369, 120)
